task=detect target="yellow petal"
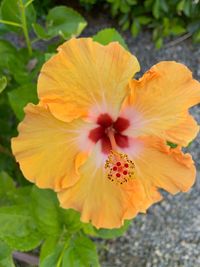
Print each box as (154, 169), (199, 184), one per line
(57, 144), (161, 229)
(11, 103), (89, 191)
(38, 38), (140, 122)
(58, 134), (196, 228)
(166, 113), (199, 146)
(134, 136), (196, 195)
(125, 61), (200, 145)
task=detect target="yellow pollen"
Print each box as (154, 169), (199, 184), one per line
(104, 151), (135, 185)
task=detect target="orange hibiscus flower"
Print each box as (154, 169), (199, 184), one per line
(12, 38), (200, 229)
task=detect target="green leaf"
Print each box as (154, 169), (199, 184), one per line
(170, 25), (186, 36)
(0, 22), (10, 34)
(0, 254), (15, 267)
(60, 209), (83, 233)
(11, 186), (32, 205)
(137, 16), (151, 25)
(82, 223), (97, 236)
(162, 17), (170, 36)
(0, 171), (15, 195)
(0, 181), (33, 207)
(0, 240), (15, 267)
(177, 0), (185, 12)
(40, 236), (60, 263)
(0, 76), (7, 93)
(95, 220), (131, 239)
(0, 205), (42, 251)
(45, 52), (56, 61)
(182, 0), (191, 17)
(155, 37), (163, 49)
(0, 172), (17, 207)
(0, 40), (31, 84)
(83, 220), (131, 239)
(166, 141), (178, 149)
(121, 20), (130, 31)
(131, 20), (140, 37)
(0, 39), (16, 54)
(118, 13), (129, 26)
(39, 233), (100, 267)
(1, 0), (36, 32)
(187, 21), (200, 34)
(193, 29), (200, 43)
(120, 1), (131, 13)
(153, 0), (160, 19)
(62, 234), (100, 267)
(0, 240), (11, 259)
(0, 40), (17, 69)
(47, 6), (87, 39)
(186, 141), (192, 148)
(109, 0), (120, 17)
(32, 22), (50, 40)
(0, 240), (10, 259)
(144, 0), (154, 9)
(8, 84), (38, 120)
(40, 242), (65, 267)
(93, 28), (128, 50)
(152, 27), (159, 41)
(8, 57), (29, 84)
(31, 186), (62, 236)
(34, 6), (87, 40)
(126, 0), (137, 4)
(160, 0), (169, 13)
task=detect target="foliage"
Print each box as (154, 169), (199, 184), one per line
(0, 75), (7, 93)
(0, 240), (15, 267)
(33, 6), (87, 40)
(33, 0), (55, 15)
(93, 27), (128, 49)
(79, 0), (200, 48)
(0, 0), (132, 265)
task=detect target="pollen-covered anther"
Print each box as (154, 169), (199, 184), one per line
(105, 151), (135, 184)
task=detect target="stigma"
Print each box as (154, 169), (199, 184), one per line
(105, 151), (135, 184)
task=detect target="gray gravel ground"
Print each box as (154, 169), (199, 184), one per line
(83, 14), (200, 267)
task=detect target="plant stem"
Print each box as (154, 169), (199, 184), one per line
(25, 0), (34, 8)
(0, 19), (22, 27)
(165, 32), (192, 47)
(56, 242), (69, 267)
(31, 37), (40, 44)
(19, 0), (32, 56)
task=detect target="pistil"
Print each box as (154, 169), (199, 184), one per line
(105, 128), (135, 184)
(106, 128), (117, 151)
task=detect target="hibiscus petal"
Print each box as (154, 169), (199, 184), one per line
(11, 103), (90, 191)
(165, 113), (199, 146)
(133, 136), (196, 195)
(125, 61), (200, 145)
(57, 144), (160, 229)
(38, 38), (140, 122)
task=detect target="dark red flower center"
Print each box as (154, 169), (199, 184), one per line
(88, 113), (130, 154)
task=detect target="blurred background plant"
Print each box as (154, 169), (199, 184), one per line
(0, 0), (199, 266)
(78, 0), (200, 48)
